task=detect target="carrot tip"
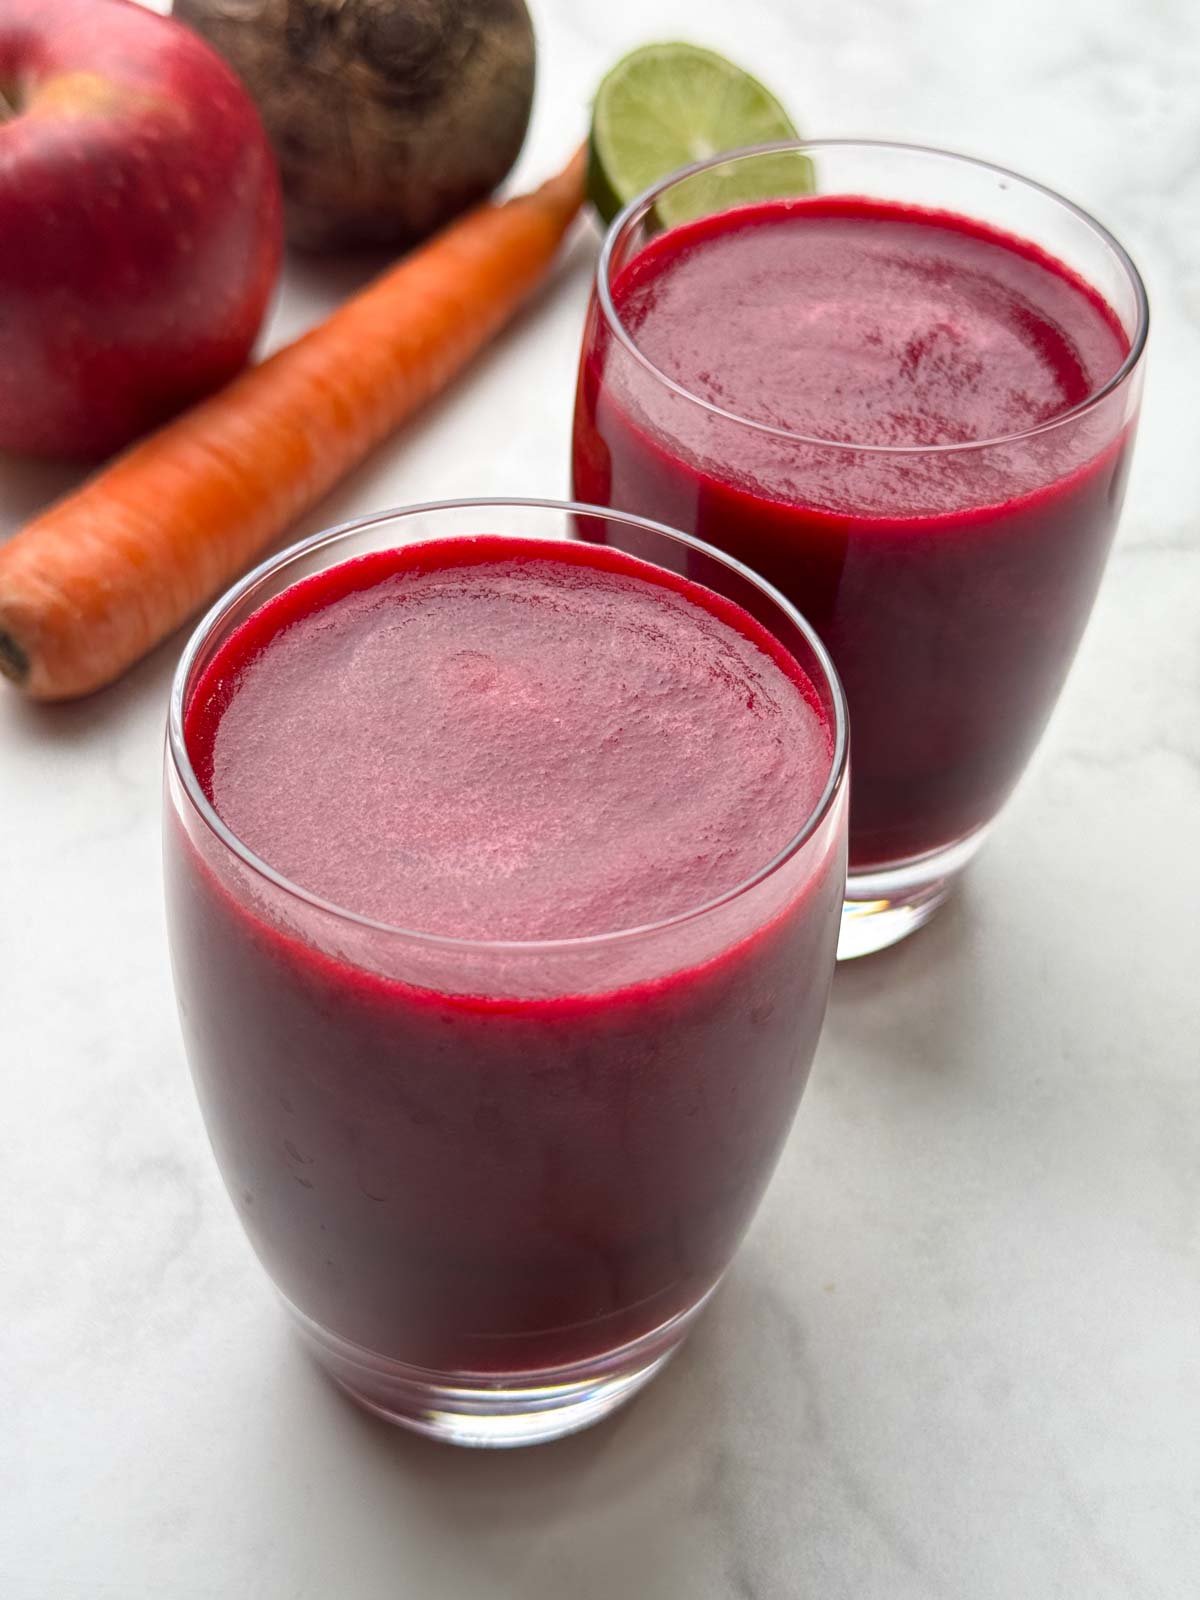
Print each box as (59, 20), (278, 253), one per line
(0, 629), (29, 686)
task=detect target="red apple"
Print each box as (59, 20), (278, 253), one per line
(0, 0), (282, 459)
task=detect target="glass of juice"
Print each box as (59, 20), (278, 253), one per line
(164, 499), (848, 1447)
(573, 141), (1148, 957)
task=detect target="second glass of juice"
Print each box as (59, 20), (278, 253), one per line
(574, 141), (1147, 956)
(165, 500), (848, 1448)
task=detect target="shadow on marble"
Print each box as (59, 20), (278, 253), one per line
(235, 1263), (895, 1597)
(0, 630), (181, 747)
(824, 885), (985, 1081)
(0, 449), (89, 535)
(221, 1298), (733, 1597)
(282, 241), (414, 314)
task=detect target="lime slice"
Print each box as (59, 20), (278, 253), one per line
(588, 42), (811, 227)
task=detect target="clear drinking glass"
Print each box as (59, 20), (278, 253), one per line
(164, 499), (848, 1447)
(573, 141), (1148, 956)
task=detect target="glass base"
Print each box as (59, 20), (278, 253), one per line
(838, 825), (991, 959)
(285, 1286), (717, 1448)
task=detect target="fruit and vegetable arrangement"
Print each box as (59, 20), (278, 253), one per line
(0, 0), (793, 700)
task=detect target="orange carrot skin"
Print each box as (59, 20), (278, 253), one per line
(0, 148), (585, 701)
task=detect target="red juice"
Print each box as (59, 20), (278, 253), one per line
(165, 535), (845, 1381)
(573, 197), (1136, 867)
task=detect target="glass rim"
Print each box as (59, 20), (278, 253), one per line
(595, 137), (1150, 457)
(167, 497), (849, 956)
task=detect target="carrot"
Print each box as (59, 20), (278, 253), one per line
(0, 146), (586, 701)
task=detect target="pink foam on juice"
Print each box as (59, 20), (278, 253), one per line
(187, 537), (832, 940)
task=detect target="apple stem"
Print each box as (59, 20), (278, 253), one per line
(0, 85), (17, 123)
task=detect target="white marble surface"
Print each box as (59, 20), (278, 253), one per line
(3, 1), (1198, 1595)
